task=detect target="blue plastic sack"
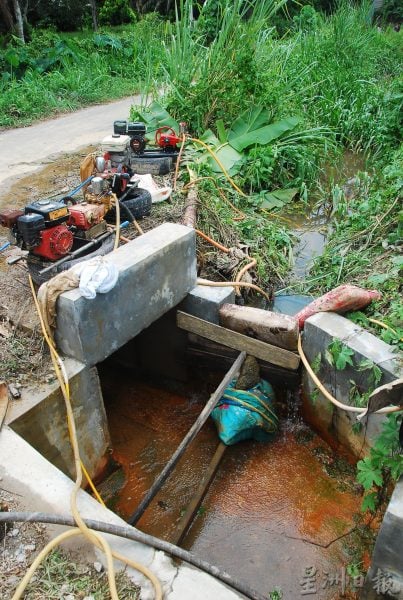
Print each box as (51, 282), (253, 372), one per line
(211, 379), (279, 446)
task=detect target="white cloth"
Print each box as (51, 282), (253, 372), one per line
(72, 256), (118, 300)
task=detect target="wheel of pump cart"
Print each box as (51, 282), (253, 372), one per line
(27, 233), (115, 286)
(105, 187), (152, 224)
(130, 156), (173, 175)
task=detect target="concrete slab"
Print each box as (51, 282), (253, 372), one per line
(6, 358), (109, 480)
(361, 476), (403, 599)
(55, 223), (196, 365)
(0, 427), (242, 599)
(180, 284), (235, 324)
(301, 312), (402, 456)
(170, 564), (241, 600)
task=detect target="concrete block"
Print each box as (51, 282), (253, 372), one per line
(301, 312), (402, 456)
(180, 284), (235, 324)
(7, 359), (110, 480)
(170, 564), (242, 599)
(0, 428), (243, 599)
(0, 427), (157, 597)
(55, 223), (196, 365)
(361, 476), (403, 599)
(109, 307), (189, 382)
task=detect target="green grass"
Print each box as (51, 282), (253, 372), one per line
(0, 17), (167, 128)
(307, 146), (403, 348)
(22, 550), (140, 599)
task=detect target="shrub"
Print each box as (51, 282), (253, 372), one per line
(99, 0), (137, 26)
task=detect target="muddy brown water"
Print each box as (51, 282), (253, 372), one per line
(99, 364), (363, 599)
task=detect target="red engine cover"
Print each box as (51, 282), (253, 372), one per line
(68, 203), (106, 230)
(33, 225), (73, 261)
(157, 133), (181, 148)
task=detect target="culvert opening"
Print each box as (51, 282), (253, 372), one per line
(96, 317), (365, 600)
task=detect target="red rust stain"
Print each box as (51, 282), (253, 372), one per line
(101, 373), (365, 598)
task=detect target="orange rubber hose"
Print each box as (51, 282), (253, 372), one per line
(195, 229), (231, 253)
(235, 258), (257, 296)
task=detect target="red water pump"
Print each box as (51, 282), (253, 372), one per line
(0, 198), (106, 262)
(155, 126), (182, 151)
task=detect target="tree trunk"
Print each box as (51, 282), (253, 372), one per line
(90, 0), (98, 31)
(11, 0), (25, 42)
(218, 303), (299, 351)
(0, 0), (14, 32)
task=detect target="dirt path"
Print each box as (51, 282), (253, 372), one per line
(0, 95), (139, 195)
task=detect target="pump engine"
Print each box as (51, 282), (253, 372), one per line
(0, 197), (107, 262)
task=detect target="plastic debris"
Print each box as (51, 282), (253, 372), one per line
(294, 284), (381, 329)
(211, 379), (279, 445)
(130, 173), (172, 203)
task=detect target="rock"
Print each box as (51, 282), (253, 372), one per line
(24, 543), (36, 552)
(93, 561), (103, 573)
(8, 528), (19, 537)
(15, 551), (26, 563)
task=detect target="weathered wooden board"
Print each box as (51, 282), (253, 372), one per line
(219, 303), (298, 350)
(170, 441), (227, 546)
(177, 311), (300, 371)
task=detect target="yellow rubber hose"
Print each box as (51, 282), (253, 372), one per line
(188, 137), (247, 198)
(298, 334), (402, 416)
(197, 277), (271, 302)
(113, 193), (120, 251)
(18, 276), (163, 600)
(235, 259), (257, 296)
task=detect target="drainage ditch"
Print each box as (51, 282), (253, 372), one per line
(97, 351), (367, 599)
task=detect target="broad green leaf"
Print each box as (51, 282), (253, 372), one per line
(228, 110), (300, 152)
(270, 188), (299, 203)
(260, 188), (299, 210)
(200, 129), (220, 146)
(357, 457), (383, 490)
(131, 101), (179, 135)
(361, 492), (377, 512)
(216, 119), (227, 144)
(198, 129), (243, 174)
(335, 345), (354, 370)
(261, 196), (285, 210)
(228, 106), (271, 141)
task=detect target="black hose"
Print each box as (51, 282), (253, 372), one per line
(0, 512), (264, 600)
(118, 200), (135, 223)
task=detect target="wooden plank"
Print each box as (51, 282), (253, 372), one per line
(186, 347), (301, 388)
(177, 311), (300, 371)
(127, 351), (246, 525)
(170, 442), (227, 546)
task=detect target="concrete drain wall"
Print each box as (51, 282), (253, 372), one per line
(1, 221), (402, 598)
